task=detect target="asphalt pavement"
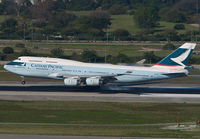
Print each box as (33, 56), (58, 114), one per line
(0, 82), (199, 103)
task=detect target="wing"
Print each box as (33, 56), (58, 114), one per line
(48, 71), (132, 84)
(126, 59), (146, 66)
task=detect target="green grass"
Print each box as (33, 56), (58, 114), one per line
(2, 41), (200, 60)
(69, 11), (91, 16)
(0, 125), (199, 138)
(0, 70), (63, 83)
(7, 41), (199, 58)
(0, 42), (163, 57)
(0, 13), (198, 37)
(109, 14), (198, 34)
(0, 15), (9, 23)
(27, 43), (143, 57)
(0, 65), (4, 70)
(0, 101), (199, 125)
(68, 12), (198, 34)
(157, 21), (198, 33)
(0, 101), (199, 137)
(190, 68), (200, 75)
(109, 15), (140, 34)
(0, 72), (21, 81)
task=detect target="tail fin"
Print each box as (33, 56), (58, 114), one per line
(154, 43), (196, 67)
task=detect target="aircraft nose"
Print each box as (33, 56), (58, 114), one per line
(3, 64), (8, 70)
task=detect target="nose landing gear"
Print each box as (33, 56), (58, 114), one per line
(21, 80), (26, 85)
(20, 76), (26, 85)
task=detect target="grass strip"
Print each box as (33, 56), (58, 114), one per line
(0, 101), (199, 137)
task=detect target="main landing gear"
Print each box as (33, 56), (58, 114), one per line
(20, 76), (26, 85)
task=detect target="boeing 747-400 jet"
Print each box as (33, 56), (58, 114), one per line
(4, 43), (196, 86)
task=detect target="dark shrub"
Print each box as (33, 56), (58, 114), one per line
(174, 24), (185, 30)
(2, 47), (14, 54)
(113, 29), (130, 40)
(20, 49), (33, 56)
(51, 48), (64, 57)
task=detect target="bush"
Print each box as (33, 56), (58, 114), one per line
(128, 10), (135, 15)
(20, 49), (33, 56)
(108, 4), (127, 15)
(0, 53), (6, 60)
(164, 10), (186, 23)
(50, 48), (64, 57)
(134, 6), (159, 29)
(33, 46), (39, 49)
(113, 29), (130, 40)
(143, 51), (161, 63)
(162, 43), (176, 50)
(162, 29), (181, 41)
(0, 18), (18, 33)
(117, 53), (131, 63)
(0, 33), (21, 39)
(2, 47), (14, 54)
(81, 49), (98, 62)
(15, 43), (25, 48)
(174, 24), (185, 30)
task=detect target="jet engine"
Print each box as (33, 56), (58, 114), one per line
(86, 77), (102, 86)
(64, 78), (80, 86)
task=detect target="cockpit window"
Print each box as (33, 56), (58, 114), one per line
(7, 62), (24, 65)
(18, 58), (21, 60)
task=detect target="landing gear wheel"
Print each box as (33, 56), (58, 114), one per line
(21, 81), (26, 85)
(20, 76), (26, 85)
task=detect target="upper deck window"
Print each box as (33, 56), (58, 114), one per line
(46, 61), (58, 63)
(29, 60), (42, 62)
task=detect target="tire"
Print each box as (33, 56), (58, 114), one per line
(21, 81), (26, 85)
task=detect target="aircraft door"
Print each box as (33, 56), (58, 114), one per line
(25, 63), (31, 72)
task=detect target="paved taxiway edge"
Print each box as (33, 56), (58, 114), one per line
(0, 91), (200, 103)
(0, 82), (200, 103)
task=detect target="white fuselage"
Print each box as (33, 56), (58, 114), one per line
(4, 56), (188, 86)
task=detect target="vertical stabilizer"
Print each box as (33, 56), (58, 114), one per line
(154, 43), (196, 67)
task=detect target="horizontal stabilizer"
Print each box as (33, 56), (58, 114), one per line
(162, 72), (187, 77)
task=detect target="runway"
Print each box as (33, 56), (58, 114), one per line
(0, 82), (200, 103)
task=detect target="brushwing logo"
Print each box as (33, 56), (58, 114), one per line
(170, 48), (191, 66)
(22, 63), (26, 66)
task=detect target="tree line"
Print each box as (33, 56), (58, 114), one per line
(0, 0), (199, 41)
(1, 43), (200, 64)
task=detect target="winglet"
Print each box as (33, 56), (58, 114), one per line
(153, 43), (196, 67)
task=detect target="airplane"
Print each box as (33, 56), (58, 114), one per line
(4, 43), (196, 86)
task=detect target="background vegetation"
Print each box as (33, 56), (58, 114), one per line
(0, 0), (200, 64)
(0, 0), (199, 41)
(0, 41), (200, 65)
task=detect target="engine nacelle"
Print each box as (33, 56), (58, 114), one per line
(64, 78), (79, 86)
(86, 78), (102, 86)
